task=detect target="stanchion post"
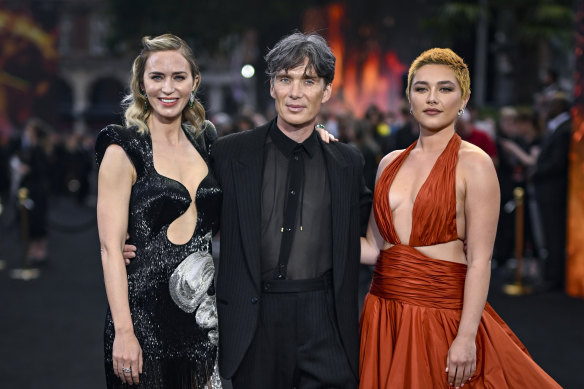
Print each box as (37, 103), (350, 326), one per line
(10, 187), (40, 280)
(503, 187), (532, 295)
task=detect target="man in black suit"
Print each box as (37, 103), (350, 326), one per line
(533, 94), (572, 290)
(212, 33), (371, 388)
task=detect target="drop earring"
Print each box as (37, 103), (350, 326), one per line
(189, 91), (195, 108)
(141, 90), (149, 113)
(458, 108), (465, 117)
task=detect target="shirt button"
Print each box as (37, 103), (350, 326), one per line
(276, 274), (284, 279)
(251, 297), (259, 304)
(290, 190), (296, 195)
(294, 155), (299, 160)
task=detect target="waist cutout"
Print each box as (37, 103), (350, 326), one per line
(369, 244), (468, 310)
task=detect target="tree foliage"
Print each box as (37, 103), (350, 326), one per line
(423, 0), (574, 44)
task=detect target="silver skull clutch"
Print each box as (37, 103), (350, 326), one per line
(169, 248), (219, 345)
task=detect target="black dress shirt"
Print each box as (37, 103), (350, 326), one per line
(260, 121), (332, 280)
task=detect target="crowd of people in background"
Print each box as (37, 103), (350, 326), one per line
(0, 120), (95, 265)
(0, 73), (573, 290)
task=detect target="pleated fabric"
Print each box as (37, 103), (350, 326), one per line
(373, 134), (460, 247)
(360, 135), (562, 388)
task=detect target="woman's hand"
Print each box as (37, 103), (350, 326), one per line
(112, 331), (143, 385)
(446, 335), (476, 388)
(315, 123), (337, 143)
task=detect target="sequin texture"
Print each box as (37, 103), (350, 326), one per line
(96, 122), (222, 388)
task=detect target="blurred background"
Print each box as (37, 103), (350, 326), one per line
(1, 0), (583, 387)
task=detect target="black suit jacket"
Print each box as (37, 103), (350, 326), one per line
(533, 117), (572, 205)
(211, 118), (372, 379)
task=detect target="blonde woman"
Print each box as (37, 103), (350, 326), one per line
(96, 34), (221, 388)
(359, 48), (560, 388)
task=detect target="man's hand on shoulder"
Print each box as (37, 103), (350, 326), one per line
(315, 123), (337, 144)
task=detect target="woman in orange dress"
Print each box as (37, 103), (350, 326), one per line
(359, 48), (561, 389)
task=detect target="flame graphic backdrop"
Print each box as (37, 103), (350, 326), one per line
(567, 0), (584, 298)
(0, 8), (58, 136)
(304, 3), (407, 117)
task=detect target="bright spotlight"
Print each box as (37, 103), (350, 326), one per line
(241, 64), (255, 78)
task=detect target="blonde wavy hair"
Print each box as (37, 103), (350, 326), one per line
(405, 48), (471, 102)
(123, 34), (205, 136)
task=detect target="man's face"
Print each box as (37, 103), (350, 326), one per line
(270, 57), (332, 132)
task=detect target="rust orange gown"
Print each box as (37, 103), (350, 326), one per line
(359, 134), (561, 388)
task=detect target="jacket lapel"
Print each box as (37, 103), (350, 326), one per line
(321, 141), (352, 294)
(232, 124), (270, 291)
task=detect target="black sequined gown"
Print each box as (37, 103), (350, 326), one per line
(95, 122), (222, 388)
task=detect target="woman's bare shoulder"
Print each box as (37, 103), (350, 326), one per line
(99, 144), (136, 183)
(457, 140), (498, 191)
(373, 149), (404, 182)
(380, 149), (404, 169)
(458, 140), (495, 171)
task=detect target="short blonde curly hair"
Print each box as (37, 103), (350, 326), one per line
(405, 48), (470, 102)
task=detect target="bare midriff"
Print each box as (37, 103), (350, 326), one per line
(382, 239), (466, 264)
